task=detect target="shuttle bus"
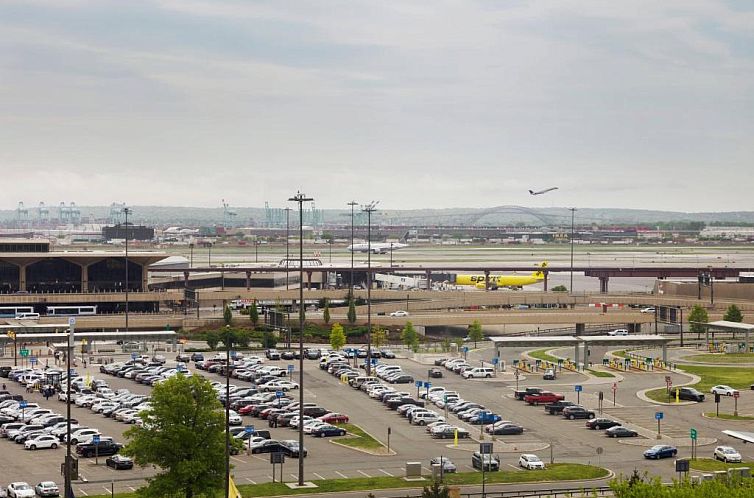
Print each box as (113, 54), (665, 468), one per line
(45, 305), (98, 316)
(0, 306), (34, 318)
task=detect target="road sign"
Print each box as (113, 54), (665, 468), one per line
(68, 317), (76, 326)
(462, 347), (469, 353)
(514, 369), (520, 379)
(655, 412), (664, 420)
(423, 382), (431, 388)
(131, 352), (138, 360)
(734, 391), (740, 399)
(6, 331), (15, 340)
(19, 401), (27, 408)
(665, 375), (671, 383)
(611, 383), (617, 392)
(30, 357), (37, 365)
(690, 428), (697, 440)
(275, 391), (284, 398)
(287, 364), (294, 373)
(574, 385), (583, 392)
(596, 447), (604, 455)
(68, 368), (76, 375)
(244, 425), (255, 434)
(92, 435), (100, 444)
(371, 358), (378, 365)
(415, 380), (422, 387)
(20, 349), (29, 357)
(492, 357), (499, 365)
(479, 442), (493, 454)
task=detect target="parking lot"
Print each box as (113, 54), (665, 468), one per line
(2, 342), (754, 495)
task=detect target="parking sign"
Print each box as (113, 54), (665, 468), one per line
(275, 390), (284, 398)
(655, 412), (664, 420)
(574, 385), (583, 392)
(244, 425), (255, 434)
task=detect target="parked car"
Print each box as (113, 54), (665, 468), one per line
(75, 440), (122, 458)
(34, 482), (59, 497)
(562, 406), (596, 420)
(643, 445), (678, 459)
(310, 425), (346, 437)
(462, 367), (495, 379)
(519, 454), (545, 469)
(428, 368), (443, 379)
(489, 423), (524, 435)
(514, 387), (544, 401)
(677, 387), (705, 402)
(6, 482), (35, 498)
(430, 456), (456, 473)
(471, 452), (499, 471)
(106, 454), (134, 470)
(545, 400), (576, 415)
(586, 418), (620, 430)
(24, 434), (60, 450)
(524, 392), (564, 405)
(710, 385), (739, 396)
(389, 310), (409, 317)
(714, 446), (742, 463)
(606, 426), (638, 438)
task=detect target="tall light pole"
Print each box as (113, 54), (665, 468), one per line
(362, 201), (379, 375)
(289, 191), (313, 486)
(189, 243), (194, 267)
(64, 319), (74, 498)
(123, 207), (131, 333)
(208, 242), (212, 267)
(390, 242), (394, 268)
(285, 207), (291, 290)
(347, 201), (358, 294)
(569, 208), (576, 293)
(224, 324), (232, 498)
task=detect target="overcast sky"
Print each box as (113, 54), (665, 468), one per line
(1, 1), (752, 212)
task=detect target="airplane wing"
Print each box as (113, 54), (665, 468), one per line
(722, 430), (754, 444)
(530, 187), (558, 195)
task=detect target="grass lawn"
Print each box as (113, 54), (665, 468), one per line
(704, 412), (754, 421)
(689, 458), (749, 472)
(680, 365), (754, 391)
(587, 369), (615, 378)
(84, 463), (608, 498)
(645, 388), (679, 403)
(612, 350), (627, 358)
(528, 349), (560, 363)
(684, 353), (754, 364)
(332, 423), (386, 451)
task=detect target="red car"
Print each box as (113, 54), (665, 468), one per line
(238, 405), (256, 416)
(319, 412), (349, 424)
(524, 392), (564, 405)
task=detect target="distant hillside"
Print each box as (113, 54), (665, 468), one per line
(1, 205), (754, 227)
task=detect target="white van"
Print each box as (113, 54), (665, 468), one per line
(608, 329), (629, 336)
(462, 367), (495, 379)
(15, 312), (40, 320)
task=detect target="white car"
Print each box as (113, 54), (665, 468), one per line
(228, 410), (242, 426)
(608, 329), (629, 336)
(390, 310), (409, 317)
(519, 454), (545, 469)
(24, 434), (60, 450)
(640, 307), (656, 314)
(710, 385), (739, 396)
(714, 446), (742, 463)
(7, 482), (36, 498)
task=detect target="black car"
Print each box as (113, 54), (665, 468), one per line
(0, 366), (12, 377)
(562, 406), (596, 420)
(586, 418), (620, 430)
(429, 368), (443, 378)
(380, 350), (396, 359)
(605, 426), (638, 438)
(489, 424), (524, 435)
(389, 375), (414, 384)
(304, 349), (321, 360)
(281, 351), (295, 360)
(106, 454), (133, 470)
(175, 353), (191, 362)
(310, 425), (346, 437)
(250, 439), (290, 455)
(544, 400), (576, 415)
(433, 427), (470, 439)
(190, 353), (205, 362)
(76, 441), (123, 458)
(434, 358), (449, 366)
(677, 387), (705, 402)
(514, 387), (544, 401)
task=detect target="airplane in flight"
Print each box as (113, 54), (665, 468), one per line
(529, 187), (558, 195)
(348, 233), (410, 254)
(455, 262), (548, 290)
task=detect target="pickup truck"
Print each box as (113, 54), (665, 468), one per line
(513, 387), (544, 401)
(544, 400), (577, 415)
(524, 391), (565, 405)
(75, 440), (123, 458)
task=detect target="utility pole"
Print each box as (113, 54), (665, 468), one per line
(362, 201), (379, 375)
(285, 207), (291, 290)
(569, 208), (576, 293)
(224, 324), (232, 498)
(347, 201), (358, 295)
(289, 191), (313, 487)
(123, 207), (131, 334)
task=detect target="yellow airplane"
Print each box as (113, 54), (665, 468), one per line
(455, 262), (547, 290)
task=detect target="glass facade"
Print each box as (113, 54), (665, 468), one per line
(0, 262), (20, 293)
(87, 258), (143, 292)
(26, 259), (82, 293)
(0, 242), (49, 253)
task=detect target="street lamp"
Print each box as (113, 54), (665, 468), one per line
(285, 207), (291, 290)
(255, 239), (259, 263)
(390, 242), (394, 268)
(208, 242), (213, 267)
(123, 207), (132, 333)
(224, 324), (232, 498)
(347, 201), (358, 294)
(289, 191), (313, 487)
(569, 208), (576, 293)
(64, 320), (74, 498)
(362, 201), (379, 375)
(189, 243), (194, 267)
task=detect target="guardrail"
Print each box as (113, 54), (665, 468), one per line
(380, 486), (613, 498)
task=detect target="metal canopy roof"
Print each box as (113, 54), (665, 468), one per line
(705, 321), (754, 332)
(490, 334), (672, 348)
(0, 330), (176, 344)
(489, 336), (580, 347)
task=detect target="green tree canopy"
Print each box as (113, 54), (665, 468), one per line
(223, 305), (232, 326)
(249, 301), (259, 327)
(329, 323), (346, 351)
(323, 300), (331, 325)
(611, 474), (754, 498)
(724, 304), (743, 323)
(347, 298), (357, 324)
(372, 326), (387, 350)
(122, 374), (230, 498)
(689, 304), (709, 335)
(467, 320), (483, 348)
(401, 321), (419, 352)
(205, 331), (220, 350)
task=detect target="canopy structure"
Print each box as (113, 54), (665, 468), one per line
(703, 320), (754, 352)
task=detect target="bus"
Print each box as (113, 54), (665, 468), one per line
(45, 305), (98, 316)
(0, 306), (34, 318)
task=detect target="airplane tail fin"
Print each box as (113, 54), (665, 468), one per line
(401, 231), (410, 243)
(528, 190), (534, 195)
(533, 261), (547, 279)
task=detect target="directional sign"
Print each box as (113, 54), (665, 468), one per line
(92, 435), (100, 444)
(287, 364), (294, 373)
(479, 442), (493, 454)
(131, 352), (138, 360)
(19, 401), (27, 409)
(611, 383), (618, 392)
(423, 382), (431, 388)
(655, 412), (664, 420)
(30, 357), (37, 365)
(68, 317), (76, 326)
(371, 358), (378, 365)
(690, 428), (698, 440)
(574, 385), (583, 392)
(462, 347), (469, 353)
(275, 390), (284, 398)
(492, 357), (499, 365)
(415, 380), (422, 387)
(20, 349), (29, 357)
(244, 425), (255, 434)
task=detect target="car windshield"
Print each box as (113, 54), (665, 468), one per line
(528, 456), (541, 462)
(650, 446), (666, 451)
(723, 448), (737, 454)
(17, 484), (32, 490)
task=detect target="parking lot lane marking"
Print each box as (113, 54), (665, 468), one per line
(313, 472), (325, 480)
(464, 464), (476, 471)
(245, 478), (256, 484)
(507, 464), (520, 471)
(78, 489), (89, 496)
(102, 486), (111, 494)
(290, 474), (298, 480)
(422, 467), (431, 473)
(379, 469), (393, 476)
(335, 471), (348, 479)
(267, 475), (273, 480)
(230, 456), (245, 463)
(358, 470), (371, 478)
(128, 487), (136, 492)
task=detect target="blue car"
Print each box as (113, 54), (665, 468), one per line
(643, 445), (677, 459)
(469, 413), (501, 425)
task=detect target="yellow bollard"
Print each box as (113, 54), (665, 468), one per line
(675, 388), (680, 403)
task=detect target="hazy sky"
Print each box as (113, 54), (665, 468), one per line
(1, 1), (753, 212)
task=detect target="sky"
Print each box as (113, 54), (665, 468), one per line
(1, 0), (753, 212)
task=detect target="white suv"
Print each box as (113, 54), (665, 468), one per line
(462, 367), (495, 379)
(411, 412), (445, 426)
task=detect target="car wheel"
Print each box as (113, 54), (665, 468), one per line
(486, 374), (491, 378)
(420, 421), (426, 426)
(52, 443), (58, 449)
(569, 415), (575, 420)
(30, 445), (36, 450)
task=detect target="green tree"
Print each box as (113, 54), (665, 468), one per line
(453, 337), (464, 351)
(121, 374), (230, 498)
(401, 321), (419, 352)
(441, 337), (451, 353)
(688, 304), (709, 337)
(205, 331), (219, 350)
(347, 298), (357, 324)
(551, 285), (568, 292)
(323, 300), (331, 325)
(329, 323), (346, 351)
(467, 320), (483, 348)
(219, 327), (236, 350)
(422, 480), (450, 498)
(223, 305), (232, 327)
(249, 301), (259, 327)
(372, 326), (387, 350)
(724, 304), (743, 323)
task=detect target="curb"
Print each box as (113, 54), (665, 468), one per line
(635, 367), (701, 405)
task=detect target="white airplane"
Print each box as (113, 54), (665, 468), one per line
(348, 241), (408, 254)
(529, 187), (558, 195)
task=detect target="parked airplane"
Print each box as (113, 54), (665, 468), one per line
(529, 187), (558, 195)
(348, 233), (409, 254)
(455, 262), (548, 290)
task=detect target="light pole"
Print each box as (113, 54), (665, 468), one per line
(390, 242), (394, 268)
(569, 208), (576, 293)
(255, 239), (259, 263)
(224, 324), (232, 498)
(189, 243), (194, 267)
(347, 201), (357, 295)
(208, 242), (212, 267)
(64, 320), (74, 498)
(289, 191), (313, 487)
(285, 207), (291, 290)
(123, 207), (131, 333)
(362, 201), (379, 375)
